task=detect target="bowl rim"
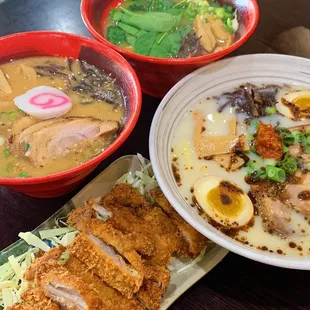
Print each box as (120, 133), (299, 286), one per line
(149, 53), (310, 270)
(81, 0), (260, 65)
(0, 31), (142, 185)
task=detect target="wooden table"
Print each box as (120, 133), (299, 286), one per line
(0, 0), (309, 309)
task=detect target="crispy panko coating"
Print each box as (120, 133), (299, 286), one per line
(65, 255), (144, 310)
(151, 187), (208, 257)
(24, 245), (66, 281)
(68, 233), (144, 298)
(7, 304), (33, 310)
(69, 217), (144, 272)
(102, 183), (149, 208)
(98, 202), (184, 266)
(35, 262), (103, 310)
(21, 286), (60, 310)
(68, 200), (155, 256)
(136, 279), (165, 310)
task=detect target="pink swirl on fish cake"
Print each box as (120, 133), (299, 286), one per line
(29, 93), (70, 110)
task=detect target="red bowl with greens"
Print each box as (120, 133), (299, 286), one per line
(81, 0), (259, 98)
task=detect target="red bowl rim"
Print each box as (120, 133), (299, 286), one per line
(0, 31), (142, 185)
(81, 0), (259, 65)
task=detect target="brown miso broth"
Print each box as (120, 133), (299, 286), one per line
(0, 57), (124, 178)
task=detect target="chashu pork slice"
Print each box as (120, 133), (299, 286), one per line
(12, 118), (64, 157)
(257, 195), (293, 237)
(35, 262), (103, 310)
(13, 117), (120, 166)
(68, 233), (144, 299)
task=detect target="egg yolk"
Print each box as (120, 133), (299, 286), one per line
(293, 96), (310, 110)
(206, 186), (244, 218)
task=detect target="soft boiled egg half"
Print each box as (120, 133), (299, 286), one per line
(194, 176), (254, 228)
(276, 91), (310, 120)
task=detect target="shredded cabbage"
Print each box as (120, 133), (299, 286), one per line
(0, 227), (77, 309)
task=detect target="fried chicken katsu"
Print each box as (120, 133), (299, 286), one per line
(151, 188), (208, 257)
(7, 183), (207, 310)
(35, 262), (103, 310)
(68, 232), (144, 299)
(21, 286), (60, 310)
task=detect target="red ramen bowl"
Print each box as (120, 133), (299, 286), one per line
(81, 0), (259, 98)
(0, 31), (142, 198)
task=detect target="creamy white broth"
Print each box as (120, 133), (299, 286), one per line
(171, 84), (310, 257)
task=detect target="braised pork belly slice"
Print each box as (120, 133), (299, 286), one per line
(12, 117), (120, 166)
(68, 233), (144, 298)
(35, 263), (103, 310)
(257, 196), (293, 237)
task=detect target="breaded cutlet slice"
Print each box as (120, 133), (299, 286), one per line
(68, 199), (154, 256)
(35, 262), (103, 310)
(97, 199), (184, 266)
(65, 255), (145, 310)
(151, 187), (208, 257)
(7, 304), (33, 310)
(136, 279), (165, 310)
(24, 245), (66, 281)
(69, 217), (144, 271)
(21, 286), (60, 310)
(68, 233), (144, 299)
(102, 183), (149, 208)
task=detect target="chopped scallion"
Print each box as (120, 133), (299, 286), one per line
(266, 165), (286, 183)
(265, 106), (276, 116)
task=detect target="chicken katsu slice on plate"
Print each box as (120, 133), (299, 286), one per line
(68, 232), (144, 298)
(65, 254), (145, 310)
(24, 246), (66, 281)
(68, 216), (144, 271)
(68, 198), (155, 256)
(151, 187), (208, 257)
(21, 286), (60, 310)
(35, 262), (103, 310)
(102, 183), (150, 208)
(136, 279), (166, 310)
(7, 303), (33, 310)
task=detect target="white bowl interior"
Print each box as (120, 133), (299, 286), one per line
(150, 54), (310, 270)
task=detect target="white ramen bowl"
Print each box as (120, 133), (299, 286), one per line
(149, 54), (310, 270)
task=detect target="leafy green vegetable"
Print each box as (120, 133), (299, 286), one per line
(126, 34), (137, 46)
(110, 9), (123, 21)
(265, 106), (276, 116)
(214, 7), (225, 19)
(180, 24), (192, 38)
(118, 22), (140, 35)
(25, 143), (31, 151)
(120, 8), (181, 32)
(8, 112), (16, 120)
(157, 0), (174, 9)
(107, 26), (126, 45)
(135, 31), (158, 55)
